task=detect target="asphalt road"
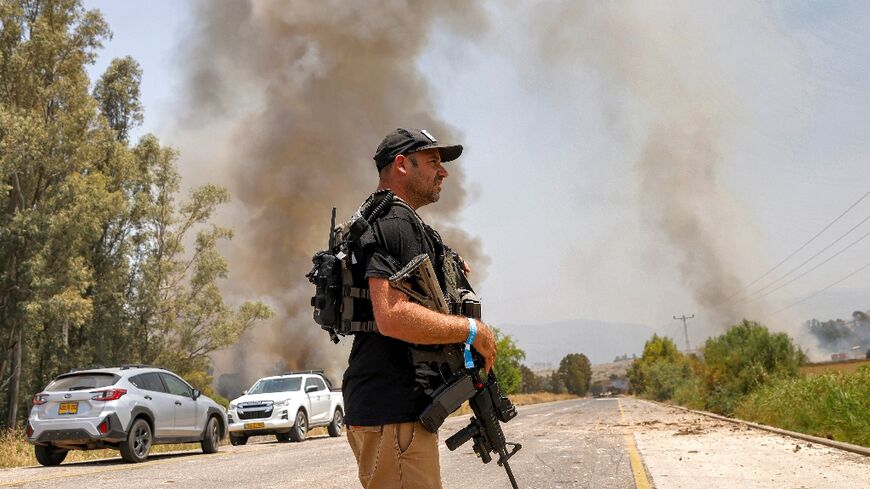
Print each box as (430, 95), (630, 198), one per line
(1, 398), (867, 488)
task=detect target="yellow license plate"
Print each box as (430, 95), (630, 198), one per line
(244, 422), (265, 430)
(58, 402), (78, 415)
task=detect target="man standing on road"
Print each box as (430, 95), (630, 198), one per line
(342, 128), (498, 489)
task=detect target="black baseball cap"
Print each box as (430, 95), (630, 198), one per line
(373, 128), (463, 171)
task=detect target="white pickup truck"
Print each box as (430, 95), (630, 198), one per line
(227, 370), (343, 445)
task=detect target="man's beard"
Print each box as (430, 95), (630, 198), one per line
(426, 177), (443, 204)
(412, 176), (442, 206)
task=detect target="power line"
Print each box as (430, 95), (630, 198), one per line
(748, 226), (870, 303)
(726, 190), (870, 301)
(738, 210), (870, 302)
(774, 258), (870, 315)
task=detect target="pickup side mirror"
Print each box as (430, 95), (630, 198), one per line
(305, 385), (318, 393)
(192, 389), (201, 400)
(242, 390), (248, 395)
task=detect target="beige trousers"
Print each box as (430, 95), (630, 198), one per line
(347, 422), (442, 489)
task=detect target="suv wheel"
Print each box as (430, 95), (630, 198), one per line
(201, 416), (220, 454)
(327, 409), (343, 437)
(275, 432), (291, 443)
(289, 410), (307, 442)
(229, 434), (248, 446)
(34, 445), (68, 466)
(120, 418), (152, 463)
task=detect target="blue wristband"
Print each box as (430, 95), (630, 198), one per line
(464, 318), (477, 369)
(465, 318), (477, 345)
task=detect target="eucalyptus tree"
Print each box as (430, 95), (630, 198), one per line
(0, 0), (270, 425)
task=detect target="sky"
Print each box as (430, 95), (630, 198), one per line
(83, 0), (870, 361)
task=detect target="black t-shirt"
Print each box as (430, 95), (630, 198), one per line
(341, 203), (441, 426)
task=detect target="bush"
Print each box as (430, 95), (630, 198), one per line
(643, 359), (691, 401)
(702, 320), (804, 414)
(736, 366), (870, 447)
(627, 334), (688, 399)
(671, 375), (705, 410)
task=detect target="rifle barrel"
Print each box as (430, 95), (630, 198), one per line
(502, 459), (519, 489)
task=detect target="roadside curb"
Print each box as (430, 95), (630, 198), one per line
(641, 399), (870, 458)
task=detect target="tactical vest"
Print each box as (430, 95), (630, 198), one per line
(307, 190), (478, 343)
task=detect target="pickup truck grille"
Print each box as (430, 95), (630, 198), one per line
(238, 407), (273, 420)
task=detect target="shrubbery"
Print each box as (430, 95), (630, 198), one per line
(628, 319), (870, 448)
(735, 366), (870, 447)
(701, 320), (805, 414)
(629, 320), (805, 414)
(626, 335), (691, 401)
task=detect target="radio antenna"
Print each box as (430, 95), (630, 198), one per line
(328, 207), (337, 249)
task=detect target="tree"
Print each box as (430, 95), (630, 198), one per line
(0, 0), (270, 424)
(92, 56), (143, 141)
(127, 143), (272, 389)
(556, 353), (591, 396)
(518, 365), (542, 393)
(547, 371), (566, 394)
(702, 320), (805, 414)
(626, 334), (684, 395)
(491, 328), (525, 395)
(0, 0), (112, 425)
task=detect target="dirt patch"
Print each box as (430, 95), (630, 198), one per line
(674, 425), (706, 436)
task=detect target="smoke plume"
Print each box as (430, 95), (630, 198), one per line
(530, 2), (778, 337)
(172, 0), (488, 391)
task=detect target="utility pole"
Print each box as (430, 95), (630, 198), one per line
(673, 314), (694, 352)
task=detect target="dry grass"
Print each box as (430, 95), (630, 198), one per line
(0, 426), (333, 469)
(0, 428), (209, 469)
(510, 392), (577, 406)
(800, 359), (870, 376)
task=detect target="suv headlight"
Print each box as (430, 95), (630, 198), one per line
(273, 399), (289, 407)
(229, 402), (237, 410)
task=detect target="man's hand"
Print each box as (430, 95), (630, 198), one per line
(459, 255), (472, 275)
(472, 321), (497, 374)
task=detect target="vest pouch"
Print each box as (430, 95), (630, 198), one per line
(309, 251), (342, 328)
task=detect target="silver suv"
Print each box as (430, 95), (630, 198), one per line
(25, 365), (227, 465)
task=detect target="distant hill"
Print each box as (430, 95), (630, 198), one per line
(498, 318), (654, 366)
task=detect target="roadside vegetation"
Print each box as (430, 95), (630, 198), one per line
(628, 319), (870, 447)
(736, 367), (870, 447)
(0, 0), (272, 428)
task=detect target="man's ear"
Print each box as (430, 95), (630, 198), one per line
(394, 155), (409, 175)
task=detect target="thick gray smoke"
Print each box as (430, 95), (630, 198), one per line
(173, 0), (488, 392)
(529, 2), (778, 337)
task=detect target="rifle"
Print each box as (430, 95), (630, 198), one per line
(389, 254), (522, 489)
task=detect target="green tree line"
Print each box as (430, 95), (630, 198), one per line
(489, 328), (592, 397)
(0, 0), (271, 427)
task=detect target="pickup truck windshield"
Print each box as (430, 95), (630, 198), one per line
(248, 377), (302, 394)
